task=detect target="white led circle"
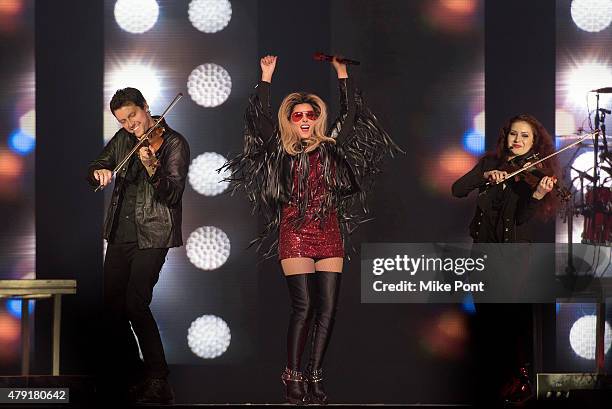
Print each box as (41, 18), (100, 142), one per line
(570, 150), (612, 190)
(187, 63), (232, 107)
(569, 315), (612, 360)
(187, 314), (231, 359)
(108, 63), (162, 106)
(571, 0), (612, 32)
(114, 0), (159, 34)
(188, 0), (232, 33)
(188, 152), (230, 196)
(186, 226), (230, 270)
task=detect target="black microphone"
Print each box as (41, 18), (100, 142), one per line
(590, 87), (612, 93)
(313, 52), (361, 65)
(599, 108), (612, 114)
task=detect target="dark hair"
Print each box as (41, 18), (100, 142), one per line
(110, 87), (146, 113)
(492, 113), (559, 221)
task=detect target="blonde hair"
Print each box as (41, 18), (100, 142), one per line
(278, 92), (336, 155)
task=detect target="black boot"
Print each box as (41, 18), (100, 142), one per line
(283, 274), (314, 405)
(281, 367), (309, 405)
(306, 367), (327, 405)
(306, 271), (341, 405)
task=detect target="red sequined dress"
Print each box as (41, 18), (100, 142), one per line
(278, 149), (344, 260)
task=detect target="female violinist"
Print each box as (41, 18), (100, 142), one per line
(452, 113), (558, 242)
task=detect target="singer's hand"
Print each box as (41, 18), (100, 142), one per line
(93, 168), (113, 188)
(332, 56), (348, 79)
(260, 55), (277, 83)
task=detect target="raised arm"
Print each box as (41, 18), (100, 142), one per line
(254, 55), (277, 141)
(329, 58), (356, 145)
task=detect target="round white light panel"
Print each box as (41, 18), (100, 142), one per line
(186, 226), (230, 270)
(571, 0), (612, 33)
(188, 0), (232, 33)
(189, 152), (230, 196)
(187, 314), (231, 359)
(187, 63), (232, 107)
(114, 0), (159, 34)
(569, 315), (612, 360)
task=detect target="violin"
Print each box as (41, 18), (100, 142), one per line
(496, 152), (572, 202)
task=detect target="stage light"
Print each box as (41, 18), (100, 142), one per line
(555, 108), (577, 136)
(185, 226), (230, 270)
(462, 129), (485, 155)
(5, 299), (33, 319)
(114, 0), (159, 34)
(19, 109), (35, 138)
(571, 0), (612, 33)
(570, 150), (611, 190)
(188, 152), (230, 196)
(562, 60), (612, 109)
(187, 314), (231, 359)
(569, 315), (612, 359)
(187, 63), (232, 107)
(8, 130), (34, 155)
(0, 149), (23, 177)
(103, 110), (122, 144)
(473, 110), (485, 136)
(188, 0), (232, 33)
(108, 62), (162, 106)
(0, 313), (20, 343)
(440, 0), (477, 15)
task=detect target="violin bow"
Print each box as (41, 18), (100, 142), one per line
(94, 92), (183, 192)
(491, 131), (597, 185)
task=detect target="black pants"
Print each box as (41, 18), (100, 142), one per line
(103, 242), (169, 380)
(286, 271), (342, 371)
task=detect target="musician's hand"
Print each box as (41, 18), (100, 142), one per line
(260, 55), (277, 82)
(484, 170), (508, 184)
(93, 168), (113, 188)
(139, 146), (159, 176)
(332, 56), (348, 79)
(533, 176), (555, 200)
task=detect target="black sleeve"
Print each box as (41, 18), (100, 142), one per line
(330, 78), (357, 146)
(451, 157), (487, 198)
(254, 81), (275, 142)
(148, 134), (190, 207)
(86, 132), (119, 187)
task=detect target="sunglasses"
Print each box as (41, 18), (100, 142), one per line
(291, 110), (318, 122)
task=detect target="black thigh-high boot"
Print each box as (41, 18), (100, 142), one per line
(283, 273), (314, 405)
(306, 271), (342, 405)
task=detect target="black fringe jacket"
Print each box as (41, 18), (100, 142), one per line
(223, 78), (401, 258)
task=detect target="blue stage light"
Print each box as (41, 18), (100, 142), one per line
(6, 299), (34, 318)
(462, 129), (485, 155)
(461, 293), (476, 314)
(8, 130), (35, 155)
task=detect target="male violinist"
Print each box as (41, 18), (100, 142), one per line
(87, 88), (189, 405)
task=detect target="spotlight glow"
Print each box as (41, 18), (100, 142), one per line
(569, 315), (612, 360)
(187, 314), (231, 359)
(571, 0), (612, 33)
(108, 62), (162, 106)
(186, 226), (231, 270)
(188, 0), (232, 33)
(19, 109), (35, 138)
(103, 110), (122, 144)
(555, 108), (577, 136)
(562, 60), (612, 109)
(188, 152), (230, 196)
(187, 63), (232, 107)
(114, 0), (159, 34)
(473, 110), (485, 135)
(5, 299), (34, 319)
(570, 150), (611, 189)
(8, 130), (34, 155)
(462, 129), (485, 155)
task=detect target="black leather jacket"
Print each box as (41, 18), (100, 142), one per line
(452, 155), (540, 242)
(87, 119), (190, 249)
